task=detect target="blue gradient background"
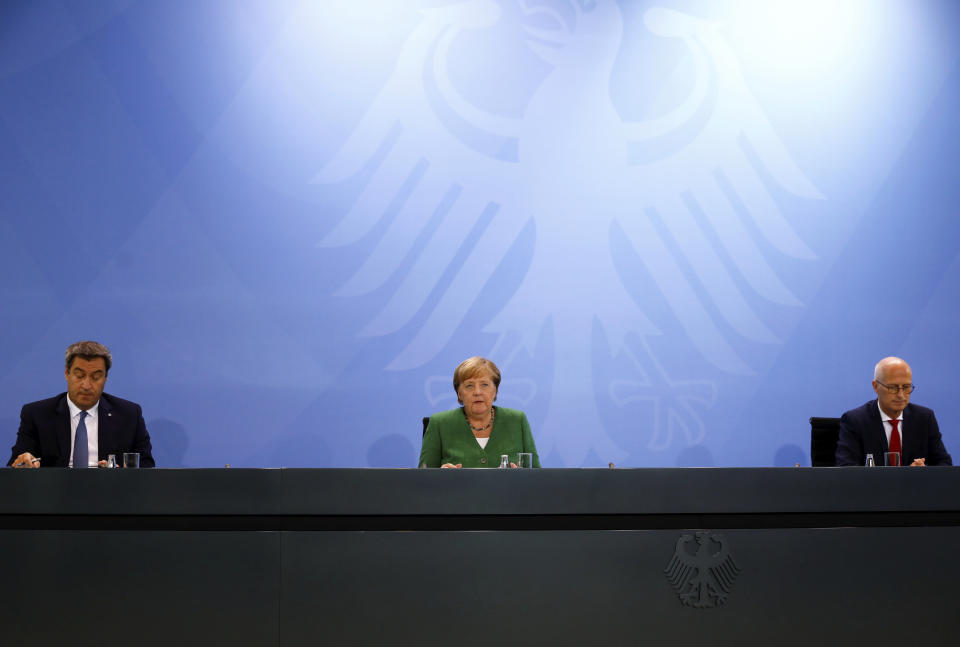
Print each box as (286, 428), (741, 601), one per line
(1, 0), (958, 468)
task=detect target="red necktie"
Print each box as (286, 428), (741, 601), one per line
(889, 419), (901, 464)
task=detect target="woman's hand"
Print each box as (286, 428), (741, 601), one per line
(441, 463), (463, 468)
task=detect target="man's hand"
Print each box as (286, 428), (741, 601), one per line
(910, 457), (926, 467)
(11, 452), (40, 468)
(440, 463), (463, 468)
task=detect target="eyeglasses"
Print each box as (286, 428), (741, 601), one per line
(876, 380), (915, 394)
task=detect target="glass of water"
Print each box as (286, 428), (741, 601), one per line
(123, 452), (140, 469)
(517, 452), (533, 469)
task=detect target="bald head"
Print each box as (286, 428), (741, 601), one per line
(874, 357), (910, 382)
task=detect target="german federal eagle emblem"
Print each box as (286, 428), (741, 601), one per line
(664, 531), (740, 608)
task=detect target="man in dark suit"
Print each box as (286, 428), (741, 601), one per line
(8, 341), (154, 468)
(836, 356), (951, 467)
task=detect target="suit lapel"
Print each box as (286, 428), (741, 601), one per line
(98, 396), (113, 461)
(867, 400), (889, 453)
(900, 404), (916, 463)
(54, 395), (71, 461)
(53, 394), (70, 465)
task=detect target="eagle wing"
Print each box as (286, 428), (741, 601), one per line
(703, 533), (740, 594)
(315, 2), (528, 369)
(663, 534), (699, 592)
(617, 8), (823, 375)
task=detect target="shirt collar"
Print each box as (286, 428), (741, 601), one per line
(67, 395), (100, 420)
(876, 400), (901, 423)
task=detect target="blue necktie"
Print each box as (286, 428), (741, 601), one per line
(73, 411), (88, 469)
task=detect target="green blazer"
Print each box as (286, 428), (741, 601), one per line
(419, 406), (541, 468)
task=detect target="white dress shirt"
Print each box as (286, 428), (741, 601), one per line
(877, 401), (903, 447)
(67, 396), (100, 467)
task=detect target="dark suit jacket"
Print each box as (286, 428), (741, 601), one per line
(836, 399), (952, 466)
(7, 392), (155, 467)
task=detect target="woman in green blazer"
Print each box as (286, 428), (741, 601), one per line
(419, 357), (541, 468)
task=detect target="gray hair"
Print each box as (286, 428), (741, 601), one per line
(65, 341), (112, 374)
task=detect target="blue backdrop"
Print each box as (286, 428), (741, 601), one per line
(2, 0), (958, 468)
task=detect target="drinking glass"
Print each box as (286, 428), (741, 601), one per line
(123, 452), (140, 469)
(517, 452), (533, 469)
(883, 451), (901, 467)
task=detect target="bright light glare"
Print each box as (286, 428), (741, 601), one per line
(290, 0), (413, 62)
(726, 0), (882, 76)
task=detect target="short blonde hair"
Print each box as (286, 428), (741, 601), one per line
(453, 357), (501, 403)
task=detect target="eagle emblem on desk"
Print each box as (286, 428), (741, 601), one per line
(664, 531), (740, 608)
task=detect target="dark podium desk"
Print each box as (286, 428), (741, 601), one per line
(2, 467), (959, 646)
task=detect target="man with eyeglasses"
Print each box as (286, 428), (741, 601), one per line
(836, 357), (952, 466)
